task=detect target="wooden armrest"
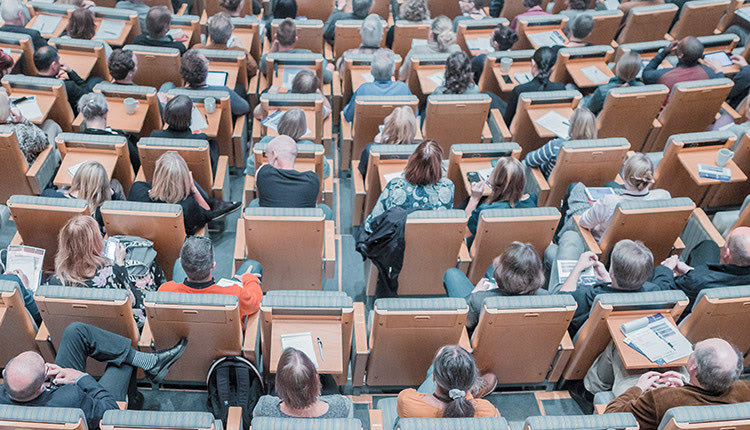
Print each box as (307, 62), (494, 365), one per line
(527, 165), (550, 205)
(595, 404), (607, 414)
(481, 121), (492, 143)
(25, 146), (56, 194)
(651, 118), (662, 129)
(689, 208), (726, 247)
(176, 3), (188, 14)
(324, 220), (335, 278)
(673, 237), (685, 254)
(341, 114), (352, 141)
(138, 319), (154, 351)
(721, 101), (742, 123)
(352, 160), (365, 226)
(609, 40), (618, 49)
(117, 401), (127, 410)
(226, 406), (243, 430)
(233, 218), (247, 272)
(457, 241), (471, 274)
(458, 326), (473, 353)
(352, 302), (369, 387)
(71, 113), (84, 131)
(548, 331), (574, 382)
(242, 311), (260, 365)
(212, 155), (230, 200)
(243, 174), (255, 207)
(134, 169), (146, 183)
(251, 116), (262, 140)
(9, 231), (22, 246)
(331, 70), (342, 97)
(490, 108), (511, 141)
(573, 215), (602, 255)
(369, 409), (383, 430)
(232, 115), (248, 168)
(35, 322), (55, 362)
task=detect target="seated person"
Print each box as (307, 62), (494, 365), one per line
(0, 0), (47, 49)
(159, 236), (262, 328)
(194, 12), (258, 79)
(471, 24), (517, 84)
(398, 345), (500, 418)
(150, 95), (219, 172)
(585, 51), (642, 115)
(337, 14), (392, 77)
(108, 49), (138, 85)
(465, 157), (537, 247)
(128, 151), (240, 235)
(0, 267), (41, 326)
(524, 106), (597, 179)
(502, 46), (564, 125)
(642, 37), (722, 93)
(0, 88), (49, 164)
(560, 14), (593, 48)
(444, 241), (547, 330)
(510, 0), (550, 31)
(34, 46), (91, 115)
(64, 8), (113, 58)
(726, 54), (750, 109)
(46, 216), (162, 328)
(132, 6), (189, 54)
(245, 108), (331, 177)
(358, 105), (417, 179)
(453, 0), (488, 30)
(0, 49), (13, 79)
(323, 0), (373, 45)
(221, 0), (262, 18)
(77, 92), (140, 174)
(253, 69), (331, 120)
(0, 324), (186, 428)
(253, 347), (353, 418)
(432, 51), (479, 96)
(115, 0), (149, 30)
(343, 49), (411, 122)
(259, 18), (333, 84)
(400, 16), (461, 79)
(385, 0), (430, 49)
(605, 338), (750, 429)
(263, 0), (299, 43)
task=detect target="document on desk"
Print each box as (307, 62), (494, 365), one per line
(67, 161), (86, 178)
(580, 65), (610, 85)
(281, 332), (319, 368)
(476, 166), (494, 182)
(11, 96), (43, 121)
(621, 313), (693, 365)
(513, 72), (534, 84)
(280, 67), (304, 90)
(5, 245), (45, 293)
(534, 110), (570, 138)
(190, 107), (209, 132)
(427, 71), (444, 86)
(94, 20), (126, 41)
(31, 14), (62, 34)
(527, 30), (565, 47)
(466, 38), (493, 51)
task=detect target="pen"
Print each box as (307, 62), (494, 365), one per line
(317, 337), (324, 361)
(11, 96), (28, 104)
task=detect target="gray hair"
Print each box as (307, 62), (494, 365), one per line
(570, 14), (594, 39)
(0, 0), (24, 22)
(78, 92), (108, 120)
(609, 239), (654, 291)
(277, 108), (307, 141)
(370, 49), (394, 81)
(360, 14), (384, 47)
(727, 228), (750, 266)
(180, 236), (214, 281)
(208, 12), (234, 44)
(694, 341), (743, 393)
(352, 0), (373, 18)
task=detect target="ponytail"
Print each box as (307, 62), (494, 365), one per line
(431, 345), (479, 419)
(532, 46), (556, 88)
(431, 16), (456, 52)
(443, 389), (475, 418)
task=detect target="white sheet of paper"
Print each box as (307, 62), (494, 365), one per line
(94, 19), (126, 40)
(206, 70), (228, 86)
(514, 72), (534, 84)
(12, 96), (43, 121)
(556, 259), (596, 285)
(427, 71), (444, 86)
(411, 38), (428, 48)
(216, 278), (242, 287)
(190, 107), (209, 132)
(466, 38), (492, 51)
(67, 161), (86, 177)
(585, 187), (616, 202)
(527, 30), (565, 47)
(704, 51), (733, 67)
(622, 313), (693, 364)
(31, 14), (62, 34)
(361, 72), (374, 83)
(5, 245), (45, 293)
(580, 65), (610, 84)
(281, 67), (304, 90)
(535, 110), (571, 138)
(166, 28), (183, 38)
(280, 332), (319, 368)
(383, 171), (403, 183)
(477, 166), (494, 182)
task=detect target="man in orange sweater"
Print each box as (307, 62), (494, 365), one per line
(159, 236), (263, 328)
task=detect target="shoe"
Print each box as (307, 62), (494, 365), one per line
(127, 390), (145, 410)
(208, 200), (241, 221)
(471, 372), (498, 399)
(145, 338), (188, 385)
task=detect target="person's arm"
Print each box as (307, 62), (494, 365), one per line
(559, 251), (600, 292)
(642, 43), (673, 84)
(728, 56), (750, 105)
(189, 174), (211, 210)
(363, 181), (393, 230)
(650, 264), (676, 291)
(578, 196), (610, 230)
(46, 366), (118, 426)
(228, 88), (251, 116)
(239, 272), (263, 317)
(525, 138), (559, 169)
(464, 180), (486, 219)
(603, 372), (663, 430)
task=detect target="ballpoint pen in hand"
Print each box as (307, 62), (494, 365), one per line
(317, 337), (324, 361)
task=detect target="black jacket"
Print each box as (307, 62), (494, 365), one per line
(673, 263), (750, 311)
(0, 25), (48, 50)
(38, 70), (90, 116)
(503, 75), (565, 126)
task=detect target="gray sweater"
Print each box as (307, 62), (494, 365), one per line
(252, 395), (352, 419)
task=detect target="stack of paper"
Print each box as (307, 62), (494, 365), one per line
(466, 38), (493, 51)
(621, 313), (693, 365)
(580, 65), (610, 85)
(534, 110), (571, 139)
(280, 332), (319, 368)
(11, 96), (43, 121)
(697, 164), (732, 182)
(67, 161), (86, 177)
(527, 30), (565, 47)
(5, 245), (45, 292)
(513, 72), (534, 84)
(31, 15), (62, 34)
(557, 260), (597, 286)
(427, 71), (444, 86)
(190, 107), (209, 132)
(94, 20), (126, 40)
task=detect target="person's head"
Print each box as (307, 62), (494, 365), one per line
(145, 6), (172, 38)
(163, 95), (193, 131)
(370, 48), (395, 81)
(0, 49), (14, 78)
(54, 215), (107, 286)
(266, 135), (298, 169)
(460, 0), (487, 13)
(290, 69), (319, 93)
(569, 14), (593, 40)
(492, 241), (545, 295)
(687, 338), (743, 392)
(3, 352), (46, 402)
(180, 235), (215, 282)
(404, 139), (442, 186)
(614, 51), (641, 83)
(720, 227), (750, 266)
(67, 7), (96, 40)
(149, 151), (192, 204)
(621, 153), (655, 192)
(78, 92), (108, 123)
(108, 49), (137, 82)
(352, 0), (373, 19)
(608, 239), (654, 291)
(486, 156), (525, 205)
(274, 347), (321, 410)
(676, 36), (703, 66)
(568, 0), (588, 10)
(523, 0), (543, 8)
(491, 24), (517, 52)
(399, 0), (430, 21)
(275, 17), (297, 48)
(431, 345), (478, 418)
(360, 14), (384, 48)
(0, 0), (27, 25)
(33, 46), (60, 75)
(273, 0), (297, 19)
(180, 50), (209, 87)
(220, 0), (243, 13)
(531, 46), (556, 85)
(568, 106), (597, 140)
(381, 106), (417, 145)
(208, 12), (234, 45)
(443, 51), (473, 94)
(69, 161), (112, 211)
(430, 16), (456, 52)
(277, 108), (307, 141)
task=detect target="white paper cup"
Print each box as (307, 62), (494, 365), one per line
(500, 57), (513, 73)
(717, 148), (734, 167)
(204, 97), (216, 114)
(123, 97), (139, 115)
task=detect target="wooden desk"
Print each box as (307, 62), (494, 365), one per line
(93, 19), (132, 46)
(463, 34), (493, 57)
(493, 63), (534, 94)
(208, 63), (239, 91)
(378, 162), (408, 191)
(169, 27), (194, 50)
(195, 104), (222, 137)
(269, 320), (344, 374)
(459, 159), (493, 197)
(58, 51), (98, 81)
(263, 108), (320, 141)
(606, 314), (689, 370)
(416, 65), (445, 95)
(72, 97), (149, 134)
(350, 67), (373, 94)
(677, 151), (748, 186)
(566, 62), (615, 89)
(527, 30), (568, 49)
(7, 91), (56, 126)
(54, 150), (118, 187)
(26, 14), (68, 39)
(527, 107), (574, 139)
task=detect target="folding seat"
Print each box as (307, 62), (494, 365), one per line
(562, 289), (689, 381)
(259, 52), (329, 95)
(90, 7), (140, 45)
(83, 82), (163, 139)
(422, 94), (492, 153)
(233, 207), (335, 291)
(7, 195), (89, 270)
(456, 18), (510, 55)
(657, 402), (750, 430)
(0, 405), (87, 430)
(643, 79), (734, 153)
(55, 132), (135, 194)
(49, 38), (111, 81)
(446, 142), (523, 205)
(703, 133), (750, 208)
(170, 13), (201, 47)
(2, 75), (74, 132)
(0, 31), (35, 75)
(426, 0), (462, 19)
(596, 85), (669, 151)
(524, 138), (630, 208)
(193, 49), (249, 93)
(521, 413), (638, 429)
(614, 39), (670, 63)
(0, 280), (41, 368)
(137, 137), (229, 200)
(352, 297), (469, 387)
(391, 20), (431, 59)
(669, 0), (731, 40)
(296, 0), (335, 21)
(0, 125), (58, 204)
(505, 90), (582, 156)
(124, 45), (182, 89)
(404, 52), (451, 104)
(515, 14), (569, 50)
(255, 290), (354, 384)
(101, 409), (232, 430)
(334, 20), (386, 58)
(229, 17), (261, 68)
(340, 53), (403, 109)
(253, 93), (330, 149)
(100, 201), (185, 279)
(709, 194), (750, 235)
(270, 19), (324, 54)
(550, 45), (615, 90)
(26, 1), (75, 39)
(477, 49), (535, 98)
(715, 0), (749, 32)
(501, 0), (551, 22)
(252, 417), (362, 430)
(466, 207), (561, 283)
(374, 397), (508, 430)
(616, 4), (678, 45)
(570, 10), (623, 46)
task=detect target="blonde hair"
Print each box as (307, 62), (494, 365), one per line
(622, 153), (655, 191)
(54, 215), (108, 286)
(568, 107), (597, 140)
(431, 16), (456, 51)
(615, 51), (642, 83)
(381, 106), (416, 146)
(400, 0), (430, 21)
(69, 161), (112, 212)
(149, 151), (192, 204)
(487, 156), (525, 205)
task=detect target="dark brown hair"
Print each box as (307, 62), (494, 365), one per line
(492, 242), (545, 295)
(274, 348), (321, 409)
(163, 95), (193, 131)
(145, 6), (172, 38)
(180, 50), (209, 87)
(108, 49), (135, 81)
(404, 140), (443, 186)
(487, 157), (525, 205)
(67, 7), (96, 39)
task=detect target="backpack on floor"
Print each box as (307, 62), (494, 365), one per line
(207, 356), (264, 430)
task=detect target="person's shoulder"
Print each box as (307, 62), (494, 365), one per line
(132, 34), (148, 43)
(321, 395), (352, 417)
(472, 398), (501, 417)
(437, 177), (455, 188)
(157, 281), (182, 292)
(649, 189), (672, 199)
(253, 395), (282, 417)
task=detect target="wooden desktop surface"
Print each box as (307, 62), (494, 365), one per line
(170, 26), (194, 49)
(677, 150), (748, 186)
(493, 63), (534, 94)
(606, 314), (689, 370)
(269, 319), (344, 374)
(195, 104), (222, 137)
(527, 107), (574, 138)
(72, 97), (149, 134)
(7, 90), (56, 126)
(55, 150), (118, 187)
(459, 159), (493, 197)
(93, 18), (132, 46)
(527, 29), (569, 49)
(566, 61), (615, 89)
(378, 161), (408, 191)
(462, 31), (493, 56)
(26, 14), (68, 39)
(416, 64), (445, 95)
(208, 63), (239, 91)
(58, 51), (98, 81)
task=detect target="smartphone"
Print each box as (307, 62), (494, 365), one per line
(104, 238), (118, 261)
(467, 171), (481, 183)
(502, 74), (513, 84)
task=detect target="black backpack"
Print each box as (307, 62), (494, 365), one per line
(206, 356), (264, 430)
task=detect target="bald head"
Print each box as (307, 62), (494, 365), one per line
(723, 227), (750, 266)
(689, 338), (742, 393)
(3, 351), (46, 402)
(266, 135), (297, 169)
(676, 36), (703, 66)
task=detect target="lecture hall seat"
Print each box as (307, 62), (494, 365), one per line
(101, 409), (237, 430)
(0, 405), (88, 430)
(0, 125), (59, 204)
(374, 397), (509, 430)
(0, 280), (41, 368)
